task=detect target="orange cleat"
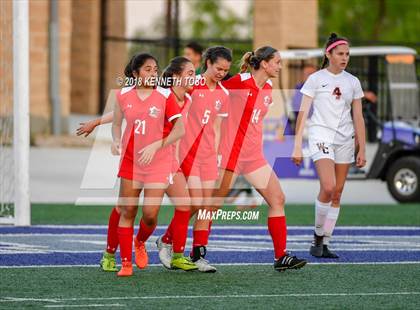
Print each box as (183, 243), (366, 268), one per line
(134, 238), (148, 269)
(117, 261), (133, 277)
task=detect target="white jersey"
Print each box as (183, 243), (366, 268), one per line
(300, 69), (364, 144)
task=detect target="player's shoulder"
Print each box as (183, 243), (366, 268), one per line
(342, 70), (361, 84)
(119, 85), (135, 97)
(156, 86), (172, 99)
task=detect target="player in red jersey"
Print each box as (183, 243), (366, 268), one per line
(210, 46), (307, 272)
(77, 56), (198, 273)
(158, 46), (231, 272)
(112, 53), (187, 277)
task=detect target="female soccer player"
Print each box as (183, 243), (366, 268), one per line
(159, 46), (231, 273)
(111, 53), (187, 277)
(77, 56), (198, 273)
(208, 46), (307, 272)
(292, 33), (366, 258)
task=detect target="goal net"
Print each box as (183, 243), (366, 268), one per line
(0, 0), (30, 225)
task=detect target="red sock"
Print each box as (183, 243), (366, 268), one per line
(268, 216), (287, 260)
(192, 230), (209, 247)
(118, 226), (133, 263)
(171, 210), (190, 253)
(136, 219), (156, 243)
(106, 208), (120, 254)
(162, 220), (174, 244)
(208, 220), (213, 236)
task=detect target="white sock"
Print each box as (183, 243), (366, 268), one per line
(314, 199), (330, 236)
(323, 207), (340, 245)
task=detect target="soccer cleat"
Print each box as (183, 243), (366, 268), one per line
(322, 245), (339, 258)
(117, 261), (133, 277)
(134, 238), (148, 269)
(190, 246), (217, 273)
(171, 256), (198, 271)
(156, 235), (173, 269)
(309, 232), (324, 257)
(274, 254), (307, 272)
(99, 252), (118, 272)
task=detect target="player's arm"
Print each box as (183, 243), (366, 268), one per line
(111, 103), (123, 155)
(138, 117), (185, 165)
(292, 94), (313, 166)
(76, 112), (114, 137)
(352, 98), (366, 168)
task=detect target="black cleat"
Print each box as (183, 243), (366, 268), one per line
(322, 245), (339, 258)
(309, 233), (324, 257)
(274, 254), (307, 272)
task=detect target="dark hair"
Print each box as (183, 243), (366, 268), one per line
(240, 46), (278, 73)
(202, 46), (232, 71)
(124, 53), (158, 79)
(161, 56), (192, 88)
(185, 41), (204, 56)
(321, 33), (349, 69)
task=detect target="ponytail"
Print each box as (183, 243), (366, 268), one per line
(239, 46), (278, 72)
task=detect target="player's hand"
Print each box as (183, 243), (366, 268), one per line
(356, 150), (366, 168)
(111, 141), (121, 156)
(76, 120), (97, 137)
(138, 140), (161, 165)
(291, 146), (303, 166)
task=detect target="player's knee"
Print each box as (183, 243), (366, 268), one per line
(142, 214), (158, 226)
(332, 188), (344, 204)
(322, 183), (336, 198)
(274, 193), (286, 206)
(120, 206), (137, 220)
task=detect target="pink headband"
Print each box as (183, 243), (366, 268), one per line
(326, 40), (348, 53)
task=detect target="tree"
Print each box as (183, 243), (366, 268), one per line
(319, 0), (420, 44)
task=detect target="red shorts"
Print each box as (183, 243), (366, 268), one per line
(220, 153), (267, 175)
(118, 152), (172, 184)
(181, 156), (218, 181)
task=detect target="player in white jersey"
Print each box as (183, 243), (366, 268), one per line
(292, 33), (367, 258)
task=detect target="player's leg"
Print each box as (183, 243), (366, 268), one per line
(322, 162), (351, 258)
(311, 158), (336, 257)
(100, 205), (121, 272)
(117, 178), (142, 277)
(190, 180), (217, 272)
(133, 184), (165, 270)
(159, 172), (197, 271)
(244, 164), (307, 271)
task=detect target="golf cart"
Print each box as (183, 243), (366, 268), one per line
(263, 46), (420, 203)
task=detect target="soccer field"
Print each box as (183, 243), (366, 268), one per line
(1, 204), (420, 309)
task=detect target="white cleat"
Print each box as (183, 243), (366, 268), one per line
(194, 258), (217, 273)
(156, 235), (173, 269)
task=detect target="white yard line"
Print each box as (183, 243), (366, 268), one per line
(1, 261), (420, 269)
(2, 292), (420, 304)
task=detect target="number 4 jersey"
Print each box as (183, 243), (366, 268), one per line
(300, 69), (364, 144)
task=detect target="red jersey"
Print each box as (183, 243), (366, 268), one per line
(220, 73), (273, 165)
(179, 75), (229, 165)
(117, 86), (182, 167)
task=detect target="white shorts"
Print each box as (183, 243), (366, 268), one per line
(309, 139), (355, 164)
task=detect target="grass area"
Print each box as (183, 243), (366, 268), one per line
(31, 203), (420, 226)
(0, 265), (419, 309)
